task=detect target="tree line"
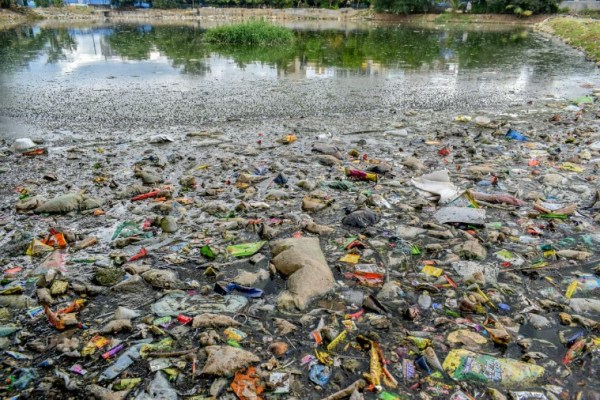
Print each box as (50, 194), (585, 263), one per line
(1, 0), (558, 14)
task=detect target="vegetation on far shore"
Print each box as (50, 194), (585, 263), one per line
(544, 17), (600, 61)
(204, 20), (294, 46)
(2, 0), (561, 15)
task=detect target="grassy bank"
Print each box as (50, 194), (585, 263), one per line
(204, 20), (293, 46)
(372, 12), (547, 24)
(540, 17), (600, 62)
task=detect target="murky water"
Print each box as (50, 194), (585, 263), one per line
(0, 22), (598, 136)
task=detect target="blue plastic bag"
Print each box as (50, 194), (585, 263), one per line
(309, 364), (331, 386)
(214, 282), (264, 298)
(505, 129), (528, 141)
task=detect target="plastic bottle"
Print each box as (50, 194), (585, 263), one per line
(418, 291), (432, 309)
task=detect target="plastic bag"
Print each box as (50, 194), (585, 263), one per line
(442, 349), (544, 386)
(215, 282), (264, 298)
(99, 340), (152, 381)
(226, 241), (266, 257)
(231, 367), (264, 400)
(505, 128), (528, 141)
(342, 209), (380, 229)
(411, 170), (461, 204)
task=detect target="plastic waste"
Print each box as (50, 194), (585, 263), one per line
(215, 282), (264, 298)
(99, 340), (152, 381)
(411, 170), (461, 203)
(345, 167), (378, 182)
(231, 366), (264, 400)
(442, 349), (544, 386)
(434, 207), (486, 224)
(10, 368), (37, 390)
(12, 138), (36, 152)
(226, 241), (266, 257)
(342, 209), (380, 228)
(135, 372), (177, 400)
(418, 291), (432, 309)
(0, 326), (21, 337)
(309, 364), (331, 386)
(505, 128), (528, 141)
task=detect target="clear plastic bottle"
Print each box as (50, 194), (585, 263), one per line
(418, 291), (432, 309)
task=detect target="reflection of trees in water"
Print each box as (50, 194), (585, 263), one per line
(46, 29), (77, 64)
(105, 27), (154, 60)
(441, 29), (531, 69)
(0, 24), (579, 79)
(106, 25), (211, 76)
(100, 25), (540, 74)
(0, 26), (69, 72)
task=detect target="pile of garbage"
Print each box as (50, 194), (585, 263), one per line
(0, 91), (599, 400)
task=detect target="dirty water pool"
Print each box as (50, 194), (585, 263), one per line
(0, 22), (598, 136)
(0, 20), (599, 400)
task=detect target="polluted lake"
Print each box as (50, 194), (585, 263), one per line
(0, 20), (599, 400)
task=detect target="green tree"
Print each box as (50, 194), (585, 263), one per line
(0, 0), (15, 9)
(374, 0), (435, 14)
(474, 0), (558, 13)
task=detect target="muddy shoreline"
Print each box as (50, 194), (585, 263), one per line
(0, 70), (599, 399)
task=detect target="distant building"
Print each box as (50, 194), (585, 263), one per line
(560, 0), (600, 10)
(63, 0), (150, 7)
(64, 0), (111, 6)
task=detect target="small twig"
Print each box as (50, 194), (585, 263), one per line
(320, 379), (366, 400)
(145, 348), (197, 358)
(342, 129), (385, 136)
(474, 199), (515, 211)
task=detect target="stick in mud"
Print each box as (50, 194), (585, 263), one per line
(320, 378), (366, 400)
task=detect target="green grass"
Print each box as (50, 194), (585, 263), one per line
(434, 13), (472, 23)
(203, 20), (294, 46)
(578, 9), (600, 19)
(546, 17), (600, 61)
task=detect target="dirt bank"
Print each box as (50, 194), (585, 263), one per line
(3, 6), (547, 25)
(372, 12), (546, 24)
(0, 8), (27, 29)
(33, 6), (373, 21)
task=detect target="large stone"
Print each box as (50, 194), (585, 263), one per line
(270, 237), (335, 311)
(452, 261), (498, 285)
(303, 221), (335, 235)
(159, 216), (178, 233)
(403, 156), (425, 171)
(95, 268), (125, 287)
(141, 269), (180, 289)
(465, 164), (495, 175)
(396, 225), (426, 240)
(456, 240), (487, 260)
(376, 282), (401, 301)
(201, 345), (260, 377)
(233, 269), (269, 287)
(192, 314), (240, 329)
(111, 274), (145, 293)
(542, 173), (565, 187)
(315, 155), (341, 166)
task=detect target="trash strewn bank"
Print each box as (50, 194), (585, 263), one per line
(0, 91), (599, 399)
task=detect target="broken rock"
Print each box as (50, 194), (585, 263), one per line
(270, 237), (335, 311)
